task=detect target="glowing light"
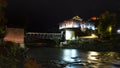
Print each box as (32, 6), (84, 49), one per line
(65, 30), (75, 40)
(80, 24), (86, 32)
(80, 34), (98, 38)
(72, 16), (83, 21)
(88, 51), (100, 61)
(91, 34), (96, 37)
(73, 23), (79, 28)
(87, 24), (91, 29)
(59, 17), (96, 31)
(59, 21), (80, 29)
(108, 26), (112, 32)
(117, 29), (120, 34)
(91, 26), (95, 30)
(62, 49), (78, 62)
(91, 16), (97, 21)
(20, 43), (25, 49)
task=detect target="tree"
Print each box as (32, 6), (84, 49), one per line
(97, 11), (116, 38)
(0, 0), (7, 39)
(0, 41), (22, 68)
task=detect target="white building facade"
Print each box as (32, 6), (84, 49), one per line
(59, 16), (96, 41)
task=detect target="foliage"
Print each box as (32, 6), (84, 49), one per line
(53, 38), (60, 47)
(97, 11), (116, 37)
(24, 58), (41, 68)
(0, 0), (7, 38)
(0, 41), (24, 68)
(0, 0), (7, 8)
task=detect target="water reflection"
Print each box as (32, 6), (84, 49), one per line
(88, 51), (100, 61)
(62, 49), (79, 62)
(62, 50), (120, 68)
(87, 51), (120, 62)
(27, 47), (120, 68)
(100, 52), (120, 62)
(87, 51), (120, 68)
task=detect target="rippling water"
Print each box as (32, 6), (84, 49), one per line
(26, 47), (120, 68)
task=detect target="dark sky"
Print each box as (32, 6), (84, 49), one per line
(6, 0), (120, 32)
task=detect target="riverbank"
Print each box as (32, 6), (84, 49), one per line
(52, 38), (120, 52)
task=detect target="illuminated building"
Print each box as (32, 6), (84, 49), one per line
(4, 28), (24, 44)
(59, 16), (96, 41)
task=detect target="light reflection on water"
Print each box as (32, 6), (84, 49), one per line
(62, 49), (79, 62)
(27, 47), (120, 68)
(88, 51), (100, 61)
(87, 51), (120, 68)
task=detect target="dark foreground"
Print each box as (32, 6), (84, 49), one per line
(1, 41), (120, 68)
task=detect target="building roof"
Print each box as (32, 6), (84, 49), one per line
(4, 28), (24, 43)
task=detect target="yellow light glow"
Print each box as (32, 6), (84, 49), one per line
(80, 34), (98, 38)
(88, 51), (100, 60)
(91, 34), (96, 37)
(108, 26), (112, 32)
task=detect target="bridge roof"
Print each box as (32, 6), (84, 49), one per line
(26, 32), (61, 35)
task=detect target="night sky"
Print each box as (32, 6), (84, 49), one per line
(5, 0), (120, 32)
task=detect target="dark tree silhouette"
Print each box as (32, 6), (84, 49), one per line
(97, 11), (116, 38)
(0, 0), (7, 38)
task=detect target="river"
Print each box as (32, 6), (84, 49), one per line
(25, 47), (120, 68)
